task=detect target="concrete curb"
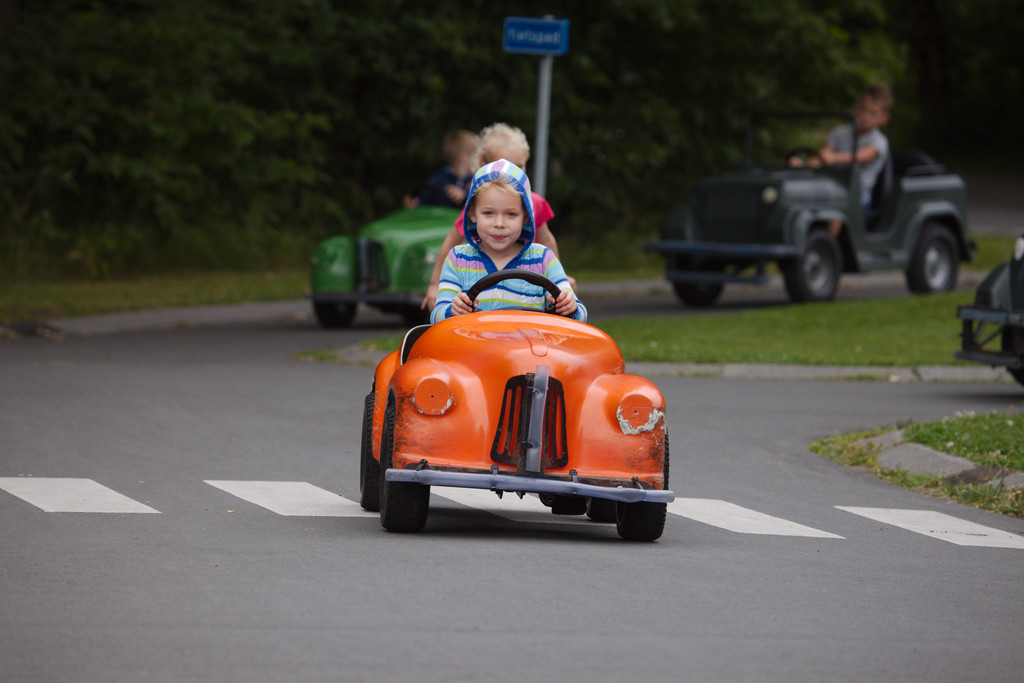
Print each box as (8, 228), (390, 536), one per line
(857, 430), (1024, 489)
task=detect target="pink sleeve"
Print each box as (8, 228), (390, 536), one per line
(454, 211), (465, 237)
(532, 193), (555, 227)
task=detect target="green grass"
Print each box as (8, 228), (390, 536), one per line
(904, 410), (1024, 470)
(0, 235), (1014, 324)
(811, 409), (1024, 518)
(596, 292), (974, 366)
(0, 270), (309, 322)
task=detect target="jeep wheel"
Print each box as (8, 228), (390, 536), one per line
(906, 223), (959, 293)
(1001, 328), (1024, 387)
(358, 392), (379, 511)
(673, 281), (724, 307)
(379, 396), (430, 532)
(313, 302), (356, 328)
(782, 230), (841, 303)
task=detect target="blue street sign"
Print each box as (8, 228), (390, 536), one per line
(502, 16), (570, 56)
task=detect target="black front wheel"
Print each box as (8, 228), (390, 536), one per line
(672, 281), (725, 307)
(781, 230), (842, 303)
(313, 302), (356, 328)
(615, 501), (667, 542)
(1002, 328), (1024, 388)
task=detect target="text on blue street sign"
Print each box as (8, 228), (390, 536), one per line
(503, 16), (570, 56)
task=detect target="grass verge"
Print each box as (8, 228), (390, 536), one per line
(811, 409), (1024, 518)
(0, 270), (309, 322)
(600, 292), (976, 366)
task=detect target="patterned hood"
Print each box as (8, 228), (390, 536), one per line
(461, 159), (536, 246)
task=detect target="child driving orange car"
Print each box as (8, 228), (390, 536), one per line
(430, 159), (585, 323)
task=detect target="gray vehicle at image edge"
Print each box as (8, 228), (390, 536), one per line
(643, 111), (971, 307)
(955, 233), (1024, 388)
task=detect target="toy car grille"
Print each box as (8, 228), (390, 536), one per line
(491, 372), (568, 472)
(357, 237), (390, 292)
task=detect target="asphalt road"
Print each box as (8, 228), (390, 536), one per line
(3, 298), (1024, 683)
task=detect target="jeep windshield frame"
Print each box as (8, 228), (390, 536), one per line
(742, 110), (857, 167)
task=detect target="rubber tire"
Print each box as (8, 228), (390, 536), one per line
(906, 223), (959, 293)
(313, 302), (356, 329)
(550, 494), (588, 515)
(782, 230), (842, 303)
(615, 501), (667, 542)
(1001, 328), (1024, 387)
(585, 497), (617, 523)
(614, 431), (670, 541)
(358, 392), (379, 511)
(378, 396), (430, 532)
(672, 281), (725, 307)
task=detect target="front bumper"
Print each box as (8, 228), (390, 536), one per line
(643, 239), (800, 285)
(954, 305), (1024, 369)
(385, 468), (675, 504)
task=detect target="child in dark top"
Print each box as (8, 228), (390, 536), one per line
(403, 129), (480, 209)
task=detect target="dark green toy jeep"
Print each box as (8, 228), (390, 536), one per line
(955, 233), (1024, 387)
(644, 111), (971, 306)
(308, 206), (457, 327)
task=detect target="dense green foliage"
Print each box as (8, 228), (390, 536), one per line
(0, 0), (1015, 278)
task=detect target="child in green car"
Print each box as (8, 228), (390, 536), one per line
(420, 122), (572, 310)
(402, 129), (480, 209)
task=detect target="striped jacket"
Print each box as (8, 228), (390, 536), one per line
(431, 243), (586, 323)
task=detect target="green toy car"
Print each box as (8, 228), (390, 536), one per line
(644, 111), (971, 306)
(955, 233), (1024, 387)
(309, 206), (458, 327)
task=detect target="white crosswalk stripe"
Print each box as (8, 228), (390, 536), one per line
(4, 477), (1023, 549)
(836, 507), (1024, 549)
(669, 498), (844, 538)
(204, 480), (374, 517)
(431, 488), (596, 525)
(0, 477), (160, 513)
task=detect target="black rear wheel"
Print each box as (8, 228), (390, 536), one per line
(358, 392), (379, 511)
(550, 495), (587, 515)
(585, 497), (617, 523)
(379, 396), (430, 532)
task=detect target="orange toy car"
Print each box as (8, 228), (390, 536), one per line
(358, 271), (673, 541)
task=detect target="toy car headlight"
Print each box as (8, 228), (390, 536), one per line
(616, 393), (664, 435)
(413, 376), (454, 416)
(761, 186), (779, 204)
(1014, 236), (1024, 262)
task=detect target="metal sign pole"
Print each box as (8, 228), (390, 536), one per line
(502, 15), (569, 198)
(534, 53), (553, 196)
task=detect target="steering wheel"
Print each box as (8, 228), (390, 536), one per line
(464, 269), (564, 315)
(784, 145), (825, 167)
